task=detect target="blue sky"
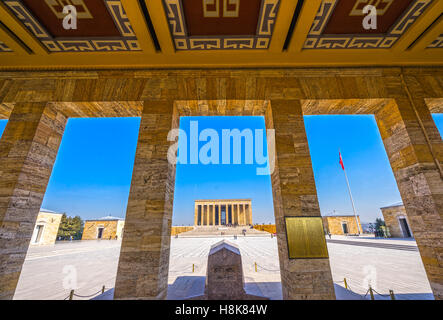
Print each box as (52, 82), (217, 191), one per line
(0, 114), (442, 225)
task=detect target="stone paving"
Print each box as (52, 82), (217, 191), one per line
(13, 235), (434, 300)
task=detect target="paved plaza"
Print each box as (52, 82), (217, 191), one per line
(14, 235), (434, 300)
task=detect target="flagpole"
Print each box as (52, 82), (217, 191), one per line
(340, 149), (361, 235)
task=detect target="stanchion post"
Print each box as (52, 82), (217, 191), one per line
(102, 285), (105, 294)
(389, 290), (395, 300)
(255, 262), (257, 272)
(369, 286), (374, 300)
(344, 278), (348, 289)
(192, 264), (194, 273)
(69, 290), (74, 300)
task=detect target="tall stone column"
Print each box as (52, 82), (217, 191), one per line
(238, 204), (243, 225)
(0, 102), (67, 300)
(234, 204), (238, 225)
(218, 204), (221, 225)
(211, 203), (215, 226)
(194, 204), (198, 226)
(245, 205), (250, 225)
(375, 97), (443, 299)
(205, 205), (209, 225)
(268, 100), (335, 300)
(114, 100), (175, 300)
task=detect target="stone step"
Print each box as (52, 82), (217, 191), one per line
(178, 226), (269, 237)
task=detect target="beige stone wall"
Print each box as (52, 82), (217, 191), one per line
(116, 220), (125, 239)
(322, 216), (362, 235)
(253, 224), (276, 234)
(381, 205), (411, 238)
(30, 212), (62, 246)
(171, 226), (194, 236)
(81, 220), (120, 240)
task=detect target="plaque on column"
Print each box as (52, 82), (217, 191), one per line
(285, 217), (328, 259)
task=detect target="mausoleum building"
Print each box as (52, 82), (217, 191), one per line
(194, 199), (252, 226)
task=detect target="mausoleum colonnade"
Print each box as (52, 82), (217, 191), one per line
(194, 200), (252, 226)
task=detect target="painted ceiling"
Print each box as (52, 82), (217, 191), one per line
(0, 0), (441, 68)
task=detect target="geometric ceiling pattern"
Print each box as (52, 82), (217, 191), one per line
(3, 0), (140, 52)
(163, 0), (280, 50)
(0, 0), (441, 68)
(304, 0), (433, 49)
(0, 41), (12, 52)
(428, 34), (443, 48)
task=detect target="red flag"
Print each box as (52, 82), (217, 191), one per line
(339, 151), (345, 171)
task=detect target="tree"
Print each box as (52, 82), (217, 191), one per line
(374, 218), (386, 237)
(57, 214), (84, 240)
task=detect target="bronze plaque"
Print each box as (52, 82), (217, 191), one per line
(285, 217), (328, 259)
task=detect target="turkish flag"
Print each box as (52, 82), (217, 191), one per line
(339, 151), (345, 171)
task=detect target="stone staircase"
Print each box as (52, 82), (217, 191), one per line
(177, 226), (270, 237)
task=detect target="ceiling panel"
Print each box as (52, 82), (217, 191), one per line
(0, 0), (441, 69)
(2, 0), (141, 52)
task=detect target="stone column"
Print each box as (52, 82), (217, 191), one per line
(205, 205), (209, 226)
(238, 204), (242, 225)
(114, 100), (175, 300)
(0, 102), (67, 300)
(198, 204), (203, 226)
(212, 203), (215, 226)
(234, 204), (238, 225)
(245, 204), (250, 225)
(194, 204), (198, 226)
(268, 100), (335, 300)
(375, 97), (443, 300)
(218, 204), (221, 225)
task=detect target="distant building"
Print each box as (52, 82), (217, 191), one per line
(81, 216), (125, 240)
(322, 215), (362, 235)
(380, 203), (413, 238)
(194, 199), (252, 226)
(30, 209), (63, 246)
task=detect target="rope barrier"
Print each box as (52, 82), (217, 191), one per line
(64, 285), (106, 300)
(372, 288), (392, 298)
(255, 263), (280, 272)
(337, 278), (395, 300)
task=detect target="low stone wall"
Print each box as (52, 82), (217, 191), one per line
(171, 226), (194, 236)
(253, 225), (276, 234)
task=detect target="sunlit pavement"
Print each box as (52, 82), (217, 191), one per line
(14, 236), (433, 300)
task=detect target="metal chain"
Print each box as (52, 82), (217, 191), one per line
(371, 288), (391, 297)
(73, 288), (103, 298)
(255, 263), (280, 272)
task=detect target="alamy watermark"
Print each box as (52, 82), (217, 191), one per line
(167, 121), (275, 176)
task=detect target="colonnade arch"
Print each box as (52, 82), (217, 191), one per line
(0, 68), (442, 300)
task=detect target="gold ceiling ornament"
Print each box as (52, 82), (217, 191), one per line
(350, 0), (394, 16)
(44, 0), (93, 19)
